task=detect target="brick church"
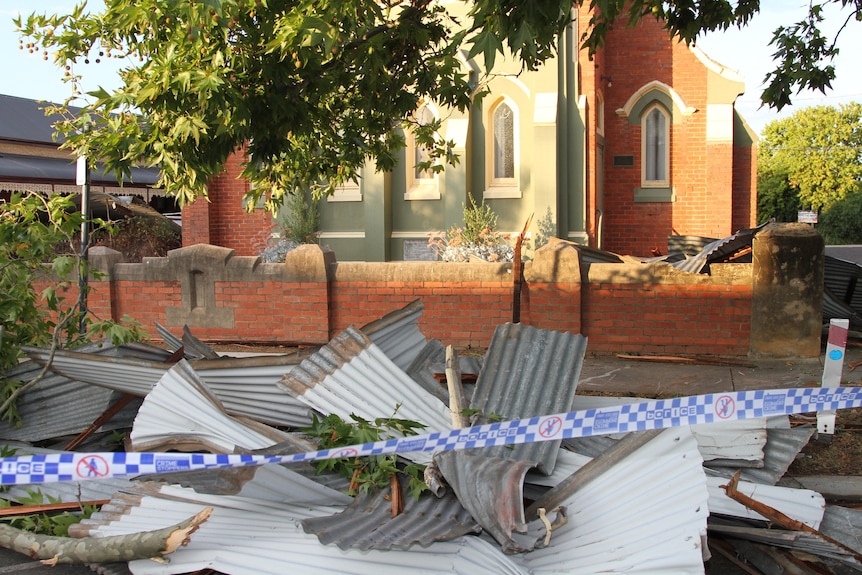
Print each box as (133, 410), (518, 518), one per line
(183, 5), (757, 261)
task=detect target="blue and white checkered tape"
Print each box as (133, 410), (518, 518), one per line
(2, 386), (860, 486)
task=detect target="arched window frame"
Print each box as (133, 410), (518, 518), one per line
(484, 96), (521, 199)
(405, 102), (441, 200)
(641, 102), (670, 189)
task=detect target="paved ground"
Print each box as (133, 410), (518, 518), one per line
(2, 341), (861, 574)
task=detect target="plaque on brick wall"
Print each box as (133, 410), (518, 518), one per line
(404, 239), (438, 261)
(613, 155), (634, 167)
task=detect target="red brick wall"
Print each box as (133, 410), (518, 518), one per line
(106, 279), (329, 344)
(35, 246), (764, 358)
(580, 282), (751, 356)
(733, 143), (757, 230)
(184, 150), (274, 256)
(330, 280), (513, 350)
(597, 16), (738, 256)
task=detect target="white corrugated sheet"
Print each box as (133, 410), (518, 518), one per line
(513, 426), (710, 575)
(706, 475), (826, 529)
(572, 394), (768, 464)
(75, 484), (525, 575)
(23, 346), (314, 428)
(279, 327), (453, 464)
(130, 360), (288, 453)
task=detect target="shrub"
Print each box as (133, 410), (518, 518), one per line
(428, 196), (513, 262)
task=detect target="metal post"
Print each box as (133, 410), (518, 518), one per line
(77, 155), (90, 334)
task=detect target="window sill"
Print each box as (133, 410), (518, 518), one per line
(404, 184), (441, 200)
(634, 187), (675, 203)
(483, 185), (522, 199)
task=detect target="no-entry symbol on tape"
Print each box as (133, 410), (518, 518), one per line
(77, 455), (109, 478)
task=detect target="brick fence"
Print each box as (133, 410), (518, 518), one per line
(73, 223), (823, 359)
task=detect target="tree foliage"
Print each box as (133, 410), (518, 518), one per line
(0, 192), (144, 424)
(756, 167), (801, 224)
(820, 191), (862, 244)
(15, 0), (861, 211)
(758, 103), (862, 212)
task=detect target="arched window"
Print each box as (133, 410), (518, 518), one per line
(493, 102), (515, 180)
(485, 97), (520, 198)
(414, 104), (436, 181)
(405, 103), (441, 200)
(642, 103), (669, 187)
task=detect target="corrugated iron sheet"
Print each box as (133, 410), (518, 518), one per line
(709, 519), (862, 571)
(404, 338), (451, 402)
(820, 504), (862, 557)
(403, 339), (482, 404)
(155, 322), (219, 360)
(669, 223), (765, 274)
(23, 346), (314, 428)
(435, 451), (553, 554)
(469, 323), (588, 475)
(825, 255), (862, 317)
(0, 359), (140, 442)
(571, 394), (769, 466)
(279, 326), (453, 464)
(359, 299), (428, 372)
(708, 425), (816, 485)
(302, 474), (481, 550)
(512, 427), (709, 575)
(130, 360), (288, 453)
(706, 474), (825, 529)
(72, 483), (526, 575)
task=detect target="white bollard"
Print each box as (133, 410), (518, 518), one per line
(819, 318), (849, 436)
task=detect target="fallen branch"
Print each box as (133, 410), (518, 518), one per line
(0, 500), (109, 518)
(0, 506), (212, 565)
(721, 471), (862, 564)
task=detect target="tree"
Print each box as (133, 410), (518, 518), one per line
(758, 103), (862, 213)
(819, 191), (862, 244)
(15, 0), (860, 210)
(756, 168), (801, 224)
(0, 192), (142, 423)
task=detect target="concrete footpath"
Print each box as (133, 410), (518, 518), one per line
(2, 344), (862, 574)
(578, 345), (862, 397)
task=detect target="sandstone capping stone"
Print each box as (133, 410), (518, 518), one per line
(87, 246), (125, 278)
(333, 261), (512, 283)
(524, 238), (581, 284)
(285, 244), (335, 283)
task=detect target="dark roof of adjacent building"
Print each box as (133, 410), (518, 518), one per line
(0, 93), (159, 187)
(0, 94), (73, 146)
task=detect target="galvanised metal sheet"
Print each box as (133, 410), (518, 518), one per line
(72, 484), (526, 575)
(279, 327), (453, 464)
(710, 519), (862, 570)
(23, 346), (314, 428)
(302, 474), (481, 550)
(572, 394), (769, 466)
(469, 323), (588, 475)
(435, 451), (550, 554)
(706, 475), (825, 529)
(707, 426), (816, 486)
(513, 427), (710, 575)
(0, 360), (140, 442)
(130, 360), (289, 453)
(359, 299), (428, 372)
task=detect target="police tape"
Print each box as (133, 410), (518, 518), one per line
(2, 386), (861, 487)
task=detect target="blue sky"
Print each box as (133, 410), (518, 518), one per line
(2, 0), (861, 136)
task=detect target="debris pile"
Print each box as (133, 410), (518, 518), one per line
(2, 300), (861, 574)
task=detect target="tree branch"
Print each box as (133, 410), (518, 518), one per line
(0, 507), (212, 565)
